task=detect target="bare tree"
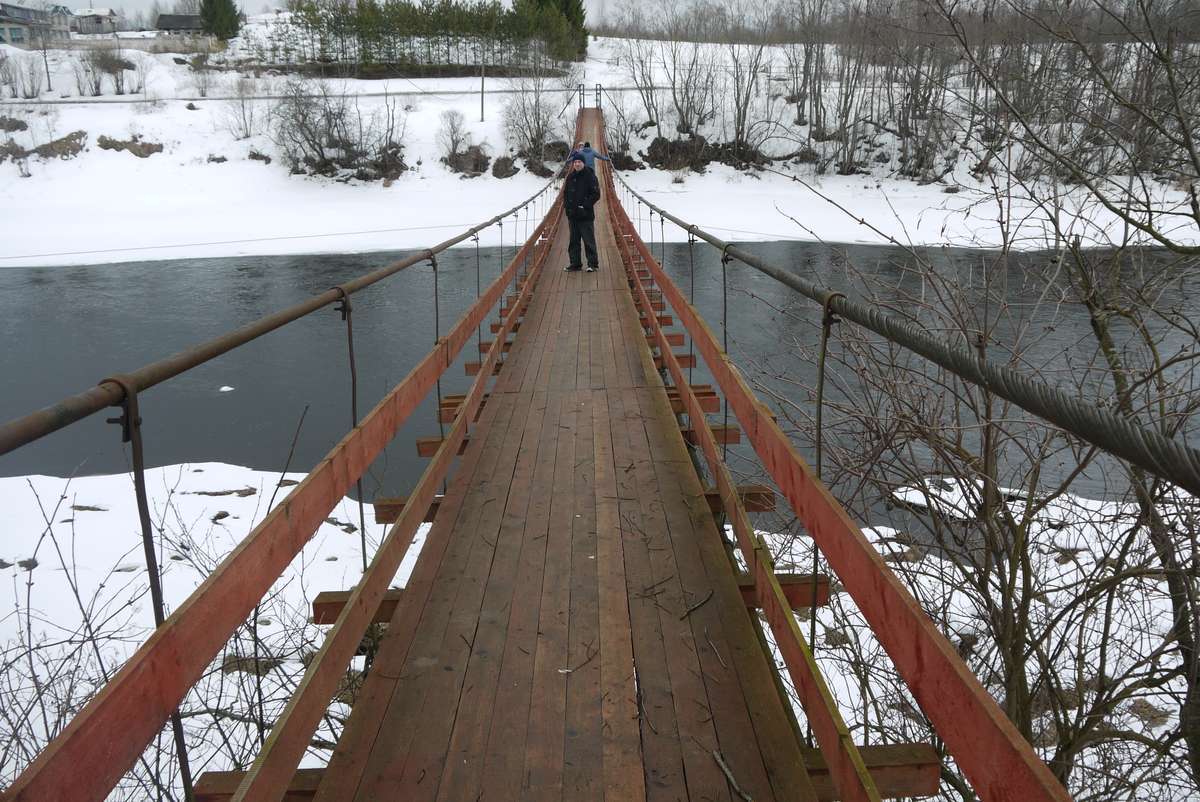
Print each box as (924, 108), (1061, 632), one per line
(436, 108), (470, 161)
(271, 78), (406, 180)
(224, 76), (261, 139)
(659, 0), (718, 135)
(10, 55), (44, 100)
(190, 51), (214, 98)
(72, 54), (104, 97)
(502, 68), (564, 172)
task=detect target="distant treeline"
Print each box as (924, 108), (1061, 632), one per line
(265, 0), (587, 66)
(593, 0), (1200, 45)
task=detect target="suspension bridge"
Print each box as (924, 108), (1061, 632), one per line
(14, 101), (1196, 802)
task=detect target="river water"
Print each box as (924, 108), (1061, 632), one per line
(1, 242), (1194, 506)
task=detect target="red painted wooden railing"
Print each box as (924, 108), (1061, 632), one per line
(597, 115), (1073, 802)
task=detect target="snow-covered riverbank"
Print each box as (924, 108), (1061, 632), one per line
(5, 34), (1192, 268)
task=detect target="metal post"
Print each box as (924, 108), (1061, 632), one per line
(104, 377), (194, 802)
(331, 288), (368, 572)
(659, 214), (666, 269)
(719, 247), (731, 462)
(687, 234), (697, 385)
(805, 291), (843, 746)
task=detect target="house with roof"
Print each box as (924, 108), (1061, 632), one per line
(72, 6), (117, 34)
(154, 12), (202, 34)
(45, 4), (71, 39)
(0, 2), (51, 46)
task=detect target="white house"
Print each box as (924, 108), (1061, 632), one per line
(72, 6), (117, 34)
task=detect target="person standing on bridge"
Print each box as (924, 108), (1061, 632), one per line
(563, 155), (601, 273)
(566, 141), (611, 172)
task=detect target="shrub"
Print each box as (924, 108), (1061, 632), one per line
(271, 79), (406, 181)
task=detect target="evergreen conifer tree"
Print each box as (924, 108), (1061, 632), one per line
(200, 0), (240, 40)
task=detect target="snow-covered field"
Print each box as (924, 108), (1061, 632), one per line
(4, 30), (1191, 267)
(0, 43), (556, 266)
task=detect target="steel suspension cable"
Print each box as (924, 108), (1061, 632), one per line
(615, 174), (1200, 498)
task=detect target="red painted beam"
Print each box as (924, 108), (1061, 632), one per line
(229, 194), (563, 801)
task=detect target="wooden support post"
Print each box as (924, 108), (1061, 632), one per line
(311, 588), (405, 625)
(489, 321), (520, 334)
(681, 423), (741, 446)
(647, 332), (686, 348)
(705, 483), (776, 513)
(439, 393), (477, 423)
(415, 435), (471, 457)
(465, 361), (503, 376)
(372, 494), (444, 524)
(194, 769), (323, 802)
(803, 744), (941, 801)
(478, 340), (513, 354)
(736, 573), (829, 609)
(640, 314), (674, 327)
(666, 386), (720, 414)
(654, 353), (697, 370)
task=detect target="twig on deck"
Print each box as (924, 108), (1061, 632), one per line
(558, 643), (598, 674)
(679, 588), (714, 620)
(713, 749), (753, 801)
(704, 626), (728, 670)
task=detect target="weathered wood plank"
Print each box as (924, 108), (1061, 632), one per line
(195, 744), (938, 802)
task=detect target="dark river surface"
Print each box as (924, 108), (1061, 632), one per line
(1, 241), (1195, 509)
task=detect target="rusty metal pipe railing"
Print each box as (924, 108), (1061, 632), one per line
(0, 181), (554, 457)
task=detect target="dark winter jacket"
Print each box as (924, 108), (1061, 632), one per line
(563, 165), (601, 221)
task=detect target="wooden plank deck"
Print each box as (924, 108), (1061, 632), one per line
(313, 111), (812, 802)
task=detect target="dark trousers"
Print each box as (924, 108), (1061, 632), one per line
(568, 217), (598, 268)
